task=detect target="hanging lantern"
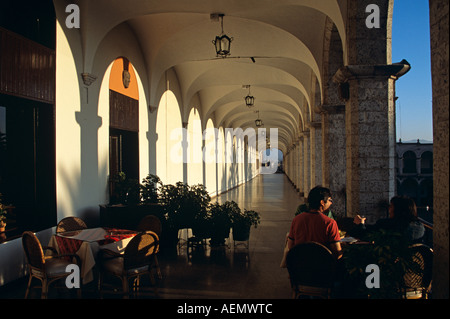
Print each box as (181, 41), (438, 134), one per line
(245, 95), (255, 107)
(244, 85), (255, 108)
(255, 110), (263, 127)
(212, 14), (233, 58)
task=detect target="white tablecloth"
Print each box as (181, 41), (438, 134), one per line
(47, 228), (134, 284)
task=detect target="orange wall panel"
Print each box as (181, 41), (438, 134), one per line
(109, 57), (139, 100)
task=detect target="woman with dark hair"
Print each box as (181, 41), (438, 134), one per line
(352, 195), (425, 243)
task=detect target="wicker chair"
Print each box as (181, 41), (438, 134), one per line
(22, 231), (82, 299)
(137, 215), (162, 279)
(401, 243), (433, 299)
(56, 217), (87, 233)
(286, 242), (336, 299)
(98, 231), (160, 298)
(137, 215), (162, 235)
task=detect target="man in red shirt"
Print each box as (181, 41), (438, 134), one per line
(288, 186), (342, 259)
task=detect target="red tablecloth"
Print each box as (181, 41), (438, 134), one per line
(103, 228), (138, 244)
(55, 235), (83, 258)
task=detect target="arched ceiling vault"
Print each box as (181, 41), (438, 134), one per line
(79, 0), (347, 153)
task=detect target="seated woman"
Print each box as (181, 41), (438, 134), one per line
(350, 195), (425, 244)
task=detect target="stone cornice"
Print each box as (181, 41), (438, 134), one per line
(333, 60), (411, 83)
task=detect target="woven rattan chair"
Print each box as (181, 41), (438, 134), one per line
(56, 216), (87, 233)
(22, 231), (82, 299)
(98, 231), (160, 298)
(137, 215), (162, 235)
(286, 242), (336, 299)
(137, 215), (162, 279)
(401, 243), (433, 299)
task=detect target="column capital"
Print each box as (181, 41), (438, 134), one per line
(333, 60), (411, 83)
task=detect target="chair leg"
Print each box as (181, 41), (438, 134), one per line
(133, 276), (140, 297)
(148, 271), (159, 297)
(122, 276), (129, 299)
(98, 272), (103, 298)
(24, 275), (33, 299)
(41, 279), (48, 299)
(154, 255), (162, 280)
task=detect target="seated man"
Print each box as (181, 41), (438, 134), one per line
(288, 186), (342, 259)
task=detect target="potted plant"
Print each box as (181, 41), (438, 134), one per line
(100, 173), (165, 230)
(342, 229), (417, 299)
(109, 172), (141, 206)
(209, 201), (235, 246)
(231, 206), (260, 241)
(158, 182), (211, 243)
(140, 174), (162, 204)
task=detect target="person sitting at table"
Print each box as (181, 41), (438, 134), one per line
(295, 202), (335, 220)
(351, 195), (425, 243)
(288, 186), (342, 259)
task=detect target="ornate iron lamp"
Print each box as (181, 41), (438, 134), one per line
(255, 111), (263, 127)
(212, 14), (233, 58)
(244, 85), (255, 108)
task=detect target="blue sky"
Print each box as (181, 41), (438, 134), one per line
(392, 0), (433, 142)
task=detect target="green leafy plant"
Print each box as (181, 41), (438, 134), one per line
(158, 182), (211, 231)
(140, 174), (162, 204)
(342, 229), (418, 299)
(231, 208), (260, 229)
(230, 205), (260, 241)
(110, 172), (141, 205)
(208, 201), (236, 245)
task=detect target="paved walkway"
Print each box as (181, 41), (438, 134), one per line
(156, 173), (303, 299)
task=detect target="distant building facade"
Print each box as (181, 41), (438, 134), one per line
(396, 140), (433, 210)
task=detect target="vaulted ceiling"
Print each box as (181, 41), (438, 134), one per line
(78, 0), (347, 153)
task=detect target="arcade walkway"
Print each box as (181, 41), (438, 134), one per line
(0, 173), (303, 299)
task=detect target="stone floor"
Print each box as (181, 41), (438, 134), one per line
(0, 173), (304, 300)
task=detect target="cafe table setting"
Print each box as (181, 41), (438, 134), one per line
(46, 227), (138, 284)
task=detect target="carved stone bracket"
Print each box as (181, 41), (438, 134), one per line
(81, 73), (97, 86)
